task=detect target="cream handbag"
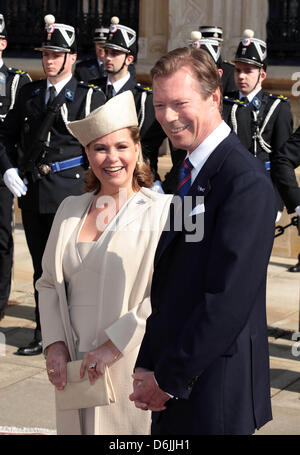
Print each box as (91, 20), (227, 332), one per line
(55, 360), (116, 411)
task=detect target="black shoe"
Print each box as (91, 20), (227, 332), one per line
(288, 262), (300, 272)
(15, 339), (43, 356)
(288, 254), (300, 273)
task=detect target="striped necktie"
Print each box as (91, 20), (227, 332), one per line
(177, 156), (193, 200)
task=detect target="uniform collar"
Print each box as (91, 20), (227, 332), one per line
(46, 73), (73, 95)
(239, 85), (262, 103)
(107, 72), (131, 95)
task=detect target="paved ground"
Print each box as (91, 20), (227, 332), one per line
(0, 156), (299, 435)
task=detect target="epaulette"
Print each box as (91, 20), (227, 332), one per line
(223, 96), (248, 106)
(78, 81), (101, 91)
(136, 83), (152, 93)
(8, 67), (29, 77)
(269, 93), (289, 102)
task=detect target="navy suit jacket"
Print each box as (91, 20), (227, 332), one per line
(135, 132), (276, 435)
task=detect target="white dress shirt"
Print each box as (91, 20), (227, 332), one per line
(46, 74), (73, 103)
(188, 120), (231, 184)
(239, 85), (262, 103)
(106, 72), (131, 97)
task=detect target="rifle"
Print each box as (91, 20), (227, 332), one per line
(19, 103), (61, 182)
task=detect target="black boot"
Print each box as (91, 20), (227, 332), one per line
(288, 254), (300, 273)
(15, 329), (42, 356)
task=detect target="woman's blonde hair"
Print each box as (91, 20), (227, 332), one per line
(84, 126), (153, 194)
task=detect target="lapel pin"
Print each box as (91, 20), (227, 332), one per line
(198, 186), (206, 192)
(136, 199), (146, 205)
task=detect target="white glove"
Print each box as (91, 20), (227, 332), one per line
(3, 168), (27, 197)
(151, 180), (165, 194)
(276, 211), (282, 223)
(296, 206), (300, 216)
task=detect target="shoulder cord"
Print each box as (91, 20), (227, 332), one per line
(255, 98), (281, 153)
(0, 74), (20, 121)
(138, 91), (147, 130)
(230, 103), (239, 134)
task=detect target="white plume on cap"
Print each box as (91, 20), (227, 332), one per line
(111, 16), (119, 25)
(44, 14), (55, 25)
(191, 31), (202, 40)
(243, 29), (254, 38)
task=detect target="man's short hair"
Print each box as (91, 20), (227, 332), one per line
(151, 46), (222, 111)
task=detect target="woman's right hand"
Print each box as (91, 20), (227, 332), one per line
(46, 341), (70, 390)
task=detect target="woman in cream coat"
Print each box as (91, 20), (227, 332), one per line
(36, 91), (172, 435)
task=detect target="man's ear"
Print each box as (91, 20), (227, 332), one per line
(218, 68), (223, 78)
(126, 54), (134, 66)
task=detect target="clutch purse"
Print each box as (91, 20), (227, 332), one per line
(55, 360), (116, 411)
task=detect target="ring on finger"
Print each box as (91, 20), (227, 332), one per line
(88, 362), (97, 370)
(47, 368), (55, 375)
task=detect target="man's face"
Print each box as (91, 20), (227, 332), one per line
(94, 42), (105, 61)
(104, 48), (130, 73)
(42, 50), (76, 80)
(153, 66), (221, 153)
(234, 61), (266, 95)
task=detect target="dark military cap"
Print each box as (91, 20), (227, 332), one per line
(105, 16), (136, 56)
(188, 31), (221, 65)
(0, 14), (7, 39)
(35, 14), (77, 53)
(234, 29), (267, 68)
(199, 26), (223, 42)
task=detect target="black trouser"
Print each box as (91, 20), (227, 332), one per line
(21, 210), (55, 337)
(0, 181), (14, 312)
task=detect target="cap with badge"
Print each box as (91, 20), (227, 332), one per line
(93, 26), (109, 44)
(104, 16), (136, 56)
(199, 26), (223, 42)
(188, 31), (221, 65)
(0, 13), (7, 39)
(234, 29), (267, 68)
(68, 90), (138, 147)
(35, 14), (77, 53)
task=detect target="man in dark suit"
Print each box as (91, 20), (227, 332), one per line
(0, 13), (31, 321)
(0, 14), (105, 354)
(92, 16), (166, 188)
(223, 29), (293, 217)
(130, 46), (276, 435)
(271, 128), (300, 272)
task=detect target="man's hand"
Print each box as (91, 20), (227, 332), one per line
(3, 168), (27, 197)
(129, 369), (170, 412)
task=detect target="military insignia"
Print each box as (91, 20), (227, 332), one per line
(32, 88), (41, 96)
(136, 199), (146, 205)
(252, 96), (262, 109)
(192, 40), (201, 49)
(270, 93), (288, 102)
(64, 88), (74, 100)
(223, 96), (248, 106)
(242, 38), (251, 47)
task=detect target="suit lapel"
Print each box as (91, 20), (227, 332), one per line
(155, 133), (236, 266)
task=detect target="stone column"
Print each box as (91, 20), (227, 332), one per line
(168, 0), (269, 61)
(136, 0), (169, 82)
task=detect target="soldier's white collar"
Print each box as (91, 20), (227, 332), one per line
(107, 72), (130, 95)
(46, 73), (73, 96)
(239, 85), (262, 103)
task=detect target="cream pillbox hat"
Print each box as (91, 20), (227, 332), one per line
(68, 90), (138, 146)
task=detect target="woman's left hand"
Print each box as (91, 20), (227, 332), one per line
(80, 340), (121, 385)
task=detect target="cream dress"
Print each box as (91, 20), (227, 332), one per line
(39, 189), (173, 434)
